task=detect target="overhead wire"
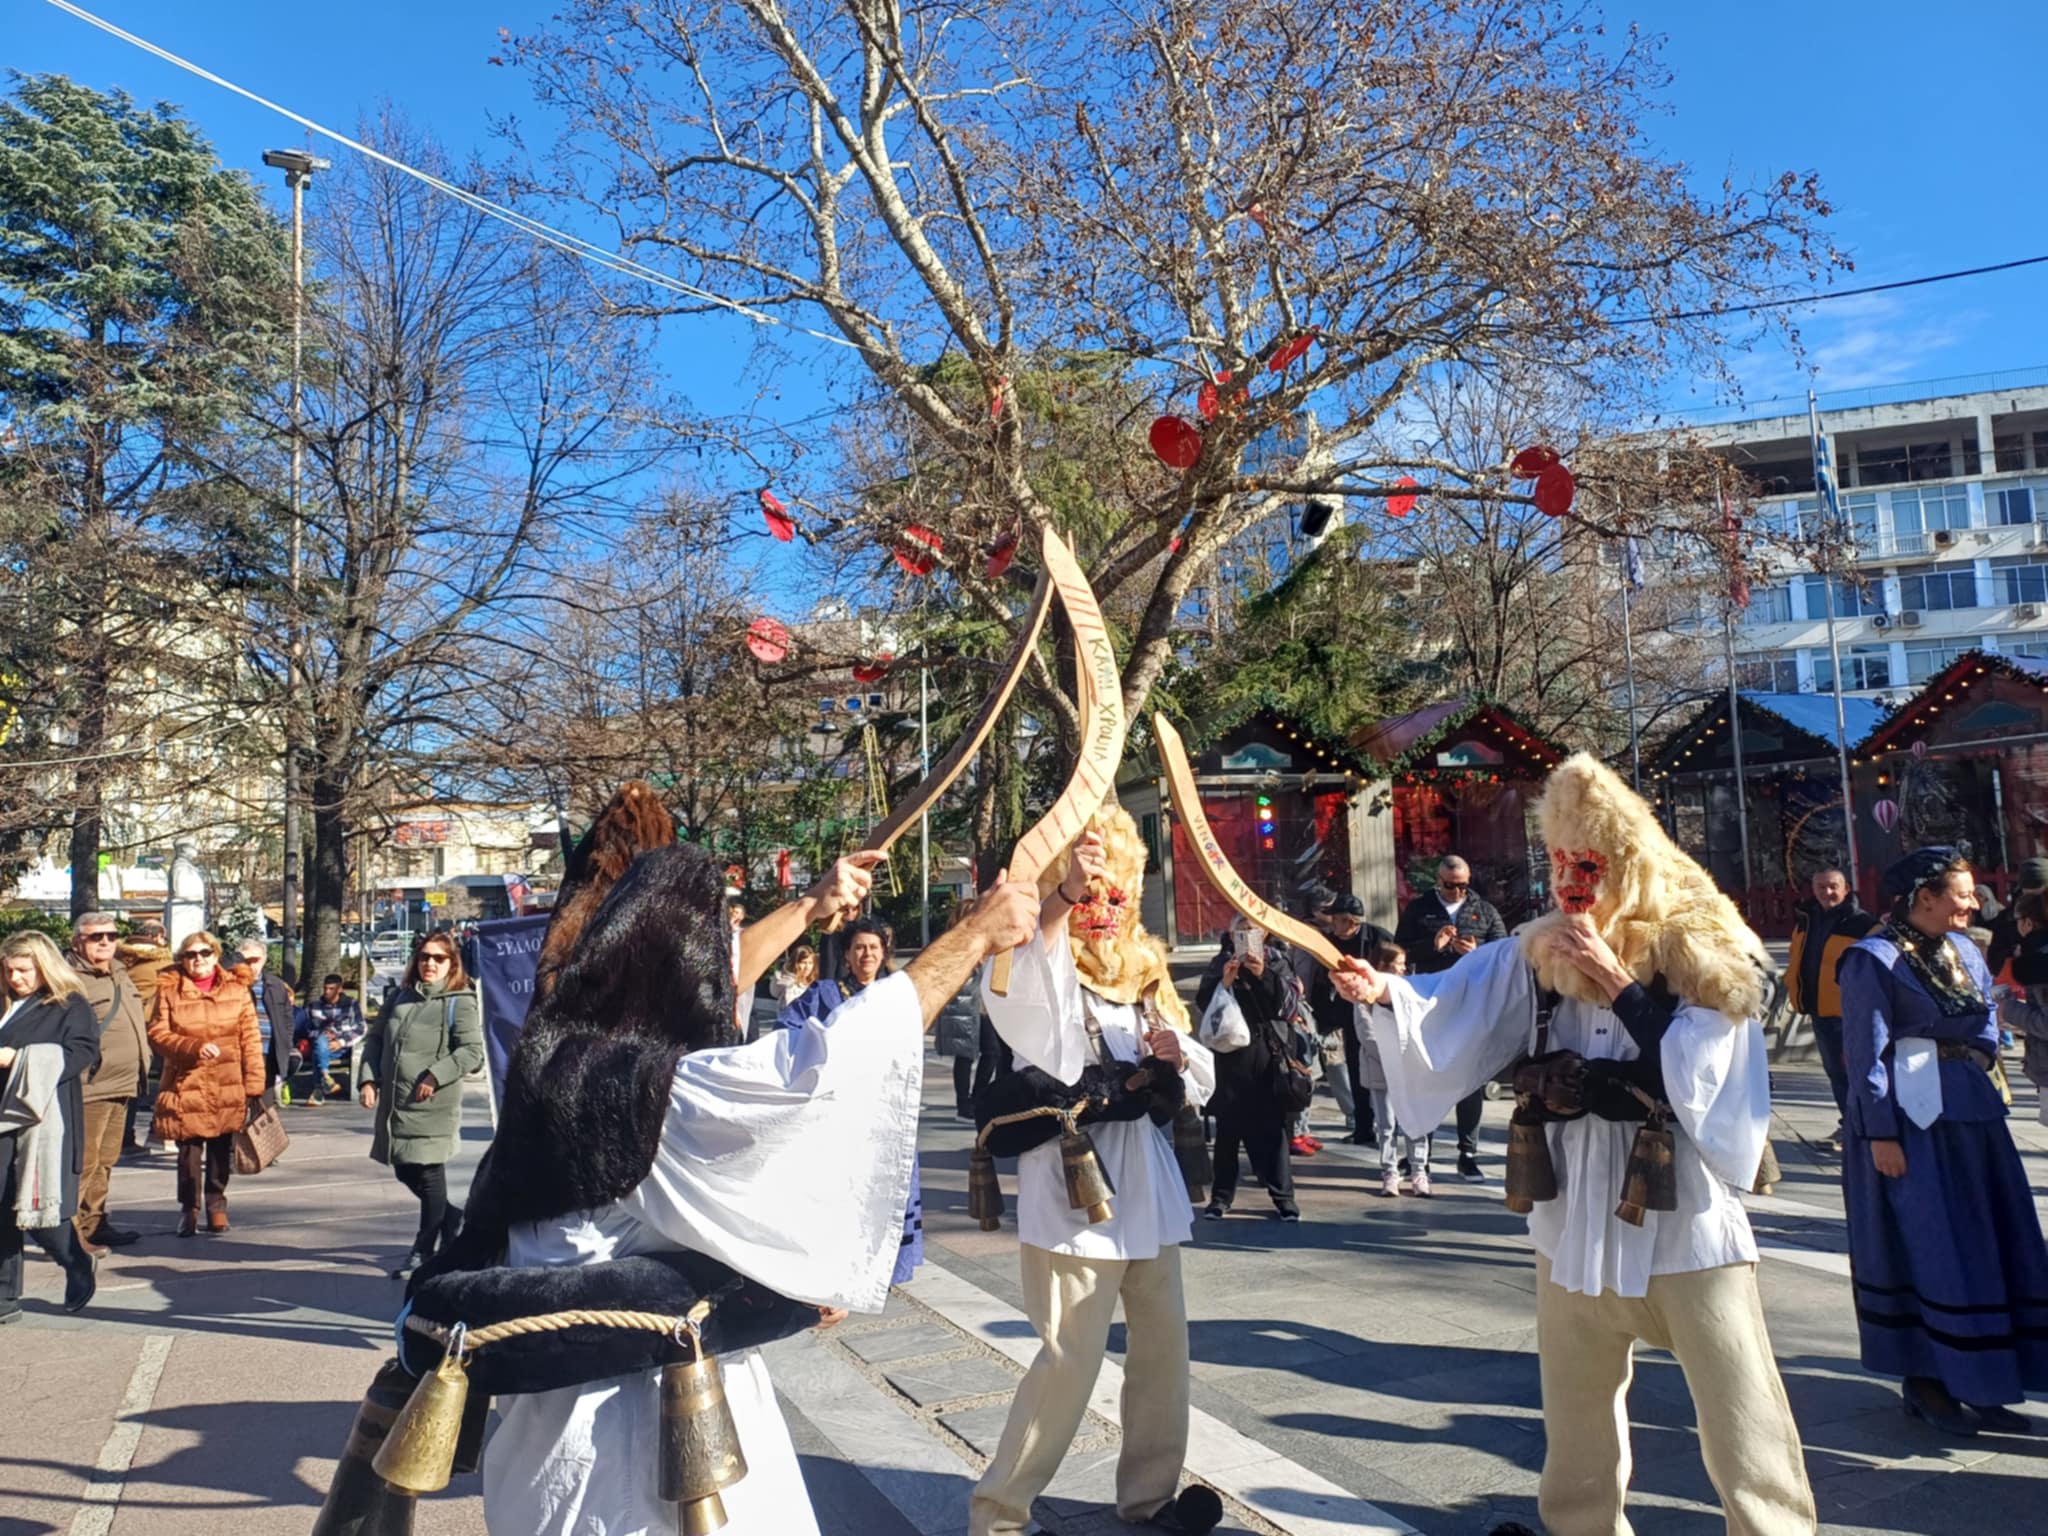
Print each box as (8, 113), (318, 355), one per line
(1622, 254), (2048, 327)
(43, 0), (861, 352)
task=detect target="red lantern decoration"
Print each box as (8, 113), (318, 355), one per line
(1512, 446), (1561, 479)
(852, 655), (892, 685)
(745, 617), (790, 664)
(1149, 415), (1203, 471)
(1267, 330), (1317, 373)
(894, 524), (943, 576)
(985, 530), (1019, 581)
(776, 848), (793, 890)
(1386, 476), (1419, 517)
(759, 490), (795, 542)
(1872, 798), (1901, 833)
(1533, 465), (1577, 517)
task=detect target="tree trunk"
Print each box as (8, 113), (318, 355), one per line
(66, 667), (107, 919)
(301, 740), (350, 990)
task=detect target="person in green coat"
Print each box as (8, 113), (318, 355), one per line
(356, 933), (484, 1277)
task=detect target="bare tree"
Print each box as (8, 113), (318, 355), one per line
(243, 120), (661, 981)
(497, 0), (1839, 730)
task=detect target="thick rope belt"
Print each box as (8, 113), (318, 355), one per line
(404, 1277), (740, 1358)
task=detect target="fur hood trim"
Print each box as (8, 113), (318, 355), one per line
(1517, 753), (1771, 1023)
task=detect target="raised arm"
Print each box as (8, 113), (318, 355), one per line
(907, 879), (1040, 1027)
(1035, 831), (1104, 949)
(736, 851), (885, 993)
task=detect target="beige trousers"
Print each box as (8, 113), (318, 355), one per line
(968, 1243), (1190, 1536)
(1534, 1256), (1816, 1536)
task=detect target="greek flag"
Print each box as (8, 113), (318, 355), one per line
(1811, 412), (1842, 522)
(1621, 537), (1644, 591)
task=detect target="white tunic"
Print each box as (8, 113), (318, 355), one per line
(1365, 941), (1767, 1299)
(482, 972), (925, 1536)
(981, 930), (1215, 1261)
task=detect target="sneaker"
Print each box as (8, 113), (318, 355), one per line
(1412, 1169), (1434, 1198)
(1202, 1201), (1229, 1220)
(1458, 1153), (1484, 1180)
(1379, 1168), (1401, 1199)
(1276, 1208), (1301, 1223)
(1289, 1135), (1318, 1157)
(1303, 1136), (1324, 1152)
(391, 1248), (429, 1278)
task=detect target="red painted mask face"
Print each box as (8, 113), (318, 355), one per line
(1073, 884), (1131, 941)
(1551, 848), (1608, 915)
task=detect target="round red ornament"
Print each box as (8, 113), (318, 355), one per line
(1386, 475), (1419, 517)
(1533, 465), (1577, 517)
(1512, 446), (1562, 480)
(759, 490), (795, 542)
(985, 531), (1019, 581)
(1149, 416), (1203, 471)
(852, 654), (893, 685)
(746, 617), (790, 664)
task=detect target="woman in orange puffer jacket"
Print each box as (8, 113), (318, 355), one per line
(148, 930), (264, 1236)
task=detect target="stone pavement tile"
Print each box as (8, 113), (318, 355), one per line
(0, 1323), (144, 1532)
(884, 1356), (1022, 1407)
(845, 1321), (973, 1367)
(938, 1402), (1020, 1458)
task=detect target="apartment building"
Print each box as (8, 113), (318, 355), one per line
(1702, 377), (2048, 705)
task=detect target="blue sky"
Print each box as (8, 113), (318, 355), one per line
(12, 1), (2048, 428)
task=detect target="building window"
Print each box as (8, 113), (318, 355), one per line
(1889, 484), (1971, 554)
(1742, 585), (1794, 625)
(1989, 485), (2036, 525)
(1992, 554), (2048, 604)
(1996, 434), (2030, 473)
(1801, 573), (1883, 619)
(1844, 492), (1881, 551)
(1897, 563), (1979, 611)
(866, 692), (885, 709)
(1858, 440), (1957, 486)
(819, 698), (835, 713)
(1735, 653), (1799, 692)
(1812, 646), (1893, 692)
(1904, 637), (1981, 684)
(2002, 638), (2048, 659)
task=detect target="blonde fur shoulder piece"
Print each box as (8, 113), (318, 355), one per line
(1517, 753), (1771, 1023)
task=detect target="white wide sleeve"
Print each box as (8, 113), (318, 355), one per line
(1176, 1029), (1216, 1111)
(980, 927), (1089, 1084)
(1364, 941), (1537, 1135)
(620, 971), (924, 1313)
(1659, 1005), (1770, 1191)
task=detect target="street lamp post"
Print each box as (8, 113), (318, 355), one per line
(263, 147), (329, 985)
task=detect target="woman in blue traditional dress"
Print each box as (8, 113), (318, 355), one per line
(1838, 847), (2048, 1436)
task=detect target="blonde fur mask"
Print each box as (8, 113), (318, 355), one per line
(1518, 753), (1770, 1022)
(1045, 804), (1190, 1031)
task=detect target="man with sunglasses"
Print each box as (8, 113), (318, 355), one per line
(68, 913), (148, 1254)
(1395, 856), (1507, 1180)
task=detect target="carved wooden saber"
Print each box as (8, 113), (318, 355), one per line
(821, 545), (1055, 934)
(987, 534), (1127, 994)
(1152, 712), (1345, 972)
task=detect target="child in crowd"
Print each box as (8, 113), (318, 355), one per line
(1362, 940), (1436, 1198)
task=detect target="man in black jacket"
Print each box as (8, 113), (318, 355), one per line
(1299, 895), (1390, 1145)
(1987, 857), (2048, 977)
(236, 939), (297, 1097)
(1394, 855), (1507, 1178)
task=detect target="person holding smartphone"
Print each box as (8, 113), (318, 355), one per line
(1395, 855), (1507, 1178)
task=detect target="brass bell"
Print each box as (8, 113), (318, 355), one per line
(312, 1357), (419, 1536)
(372, 1326), (471, 1495)
(1172, 1105), (1212, 1206)
(452, 1383), (492, 1477)
(660, 1348), (749, 1536)
(1615, 1118), (1678, 1227)
(1060, 1124), (1115, 1224)
(1502, 1109), (1559, 1216)
(967, 1141), (1005, 1232)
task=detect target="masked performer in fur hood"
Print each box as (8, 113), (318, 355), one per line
(316, 782), (1040, 1536)
(972, 805), (1224, 1536)
(1334, 754), (1817, 1536)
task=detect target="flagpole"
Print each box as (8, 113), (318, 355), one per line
(1809, 390), (1863, 897)
(1618, 536), (1643, 791)
(1715, 468), (1754, 892)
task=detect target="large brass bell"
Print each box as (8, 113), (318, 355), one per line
(1615, 1117), (1678, 1227)
(1502, 1109), (1559, 1216)
(1172, 1104), (1212, 1206)
(312, 1357), (420, 1535)
(372, 1324), (471, 1495)
(659, 1331), (749, 1536)
(1060, 1121), (1115, 1225)
(967, 1141), (1005, 1231)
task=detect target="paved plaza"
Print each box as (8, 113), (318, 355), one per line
(2, 1051), (2044, 1536)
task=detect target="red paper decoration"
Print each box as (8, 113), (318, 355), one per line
(1533, 465), (1577, 517)
(1150, 415), (1203, 470)
(759, 490), (795, 542)
(852, 655), (892, 684)
(894, 524), (943, 576)
(1267, 330), (1317, 373)
(990, 376), (1008, 419)
(746, 617), (790, 664)
(985, 531), (1019, 581)
(1512, 445), (1561, 479)
(1386, 476), (1419, 517)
